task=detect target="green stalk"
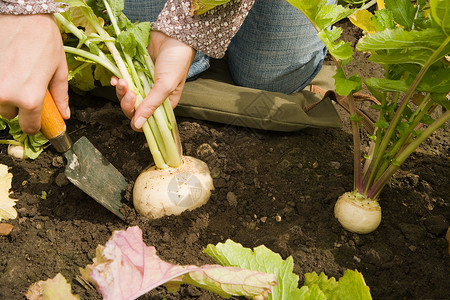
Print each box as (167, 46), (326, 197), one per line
(362, 37), (450, 194)
(359, 0), (377, 11)
(63, 46), (121, 77)
(367, 110), (450, 199)
(103, 0), (182, 168)
(362, 91), (387, 176)
(373, 94), (433, 181)
(332, 58), (364, 192)
(0, 140), (22, 146)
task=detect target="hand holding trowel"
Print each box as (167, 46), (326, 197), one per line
(40, 90), (127, 220)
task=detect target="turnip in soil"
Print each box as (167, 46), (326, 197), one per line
(56, 0), (213, 219)
(1, 116), (48, 160)
(289, 0), (449, 233)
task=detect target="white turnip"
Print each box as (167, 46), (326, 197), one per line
(7, 144), (27, 159)
(334, 191), (381, 234)
(133, 156), (214, 219)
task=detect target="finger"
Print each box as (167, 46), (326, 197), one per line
(17, 92), (44, 135)
(48, 57), (70, 119)
(132, 84), (168, 130)
(120, 90), (136, 120)
(167, 81), (186, 109)
(0, 104), (18, 119)
(113, 78), (128, 101)
(110, 76), (118, 86)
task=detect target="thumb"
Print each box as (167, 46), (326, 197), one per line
(132, 84), (168, 130)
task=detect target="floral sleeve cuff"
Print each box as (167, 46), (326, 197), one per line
(0, 0), (69, 15)
(152, 0), (255, 59)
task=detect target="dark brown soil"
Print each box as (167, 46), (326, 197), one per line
(1, 22), (449, 300)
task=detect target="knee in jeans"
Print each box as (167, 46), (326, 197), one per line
(230, 56), (325, 94)
(231, 66), (283, 92)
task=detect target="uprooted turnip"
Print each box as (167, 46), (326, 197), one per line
(55, 0), (214, 219)
(133, 156), (214, 219)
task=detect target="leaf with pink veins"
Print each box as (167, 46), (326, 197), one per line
(87, 226), (276, 300)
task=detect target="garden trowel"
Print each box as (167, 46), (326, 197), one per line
(40, 90), (127, 220)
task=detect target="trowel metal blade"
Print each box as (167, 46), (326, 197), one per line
(63, 136), (127, 220)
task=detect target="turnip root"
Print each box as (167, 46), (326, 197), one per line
(7, 144), (27, 159)
(334, 191), (381, 234)
(133, 156), (214, 219)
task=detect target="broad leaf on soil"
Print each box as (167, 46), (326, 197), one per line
(25, 273), (80, 300)
(82, 226), (276, 300)
(204, 239), (372, 299)
(0, 164), (17, 221)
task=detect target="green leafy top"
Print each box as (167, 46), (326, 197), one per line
(292, 0), (449, 199)
(204, 239), (372, 299)
(0, 116), (48, 159)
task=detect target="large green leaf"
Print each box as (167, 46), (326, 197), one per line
(385, 0), (416, 30)
(337, 270), (372, 299)
(368, 49), (434, 66)
(318, 27), (353, 64)
(315, 4), (355, 29)
(334, 67), (362, 96)
(107, 0), (124, 18)
(205, 240), (372, 300)
(286, 0), (327, 25)
(204, 240), (302, 300)
(373, 9), (395, 31)
(365, 78), (411, 93)
(431, 0), (450, 36)
(357, 27), (446, 52)
(367, 63), (450, 94)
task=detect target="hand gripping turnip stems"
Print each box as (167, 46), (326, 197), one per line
(55, 0), (213, 218)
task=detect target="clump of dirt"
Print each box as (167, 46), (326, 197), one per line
(0, 20), (449, 300)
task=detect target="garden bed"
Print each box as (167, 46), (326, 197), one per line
(1, 22), (449, 299)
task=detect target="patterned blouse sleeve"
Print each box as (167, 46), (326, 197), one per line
(152, 0), (255, 59)
(0, 0), (68, 15)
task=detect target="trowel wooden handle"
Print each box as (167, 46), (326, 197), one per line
(40, 90), (72, 152)
(41, 90), (66, 139)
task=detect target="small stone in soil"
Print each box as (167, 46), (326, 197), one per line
(0, 223), (13, 236)
(55, 173), (69, 187)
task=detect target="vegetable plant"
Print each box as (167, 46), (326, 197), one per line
(0, 116), (48, 159)
(55, 0), (213, 218)
(27, 226), (277, 300)
(205, 239), (372, 299)
(26, 226), (371, 300)
(286, 0), (449, 233)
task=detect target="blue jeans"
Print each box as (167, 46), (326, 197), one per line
(124, 0), (328, 94)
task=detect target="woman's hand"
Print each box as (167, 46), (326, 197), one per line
(112, 30), (195, 131)
(0, 14), (69, 134)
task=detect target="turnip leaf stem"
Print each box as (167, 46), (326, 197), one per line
(367, 110), (450, 199)
(333, 58), (364, 192)
(62, 46), (121, 77)
(372, 94), (434, 182)
(0, 140), (22, 146)
(362, 37), (449, 193)
(57, 1), (183, 169)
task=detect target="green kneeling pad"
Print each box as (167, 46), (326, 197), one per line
(176, 59), (341, 132)
(90, 59), (341, 132)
